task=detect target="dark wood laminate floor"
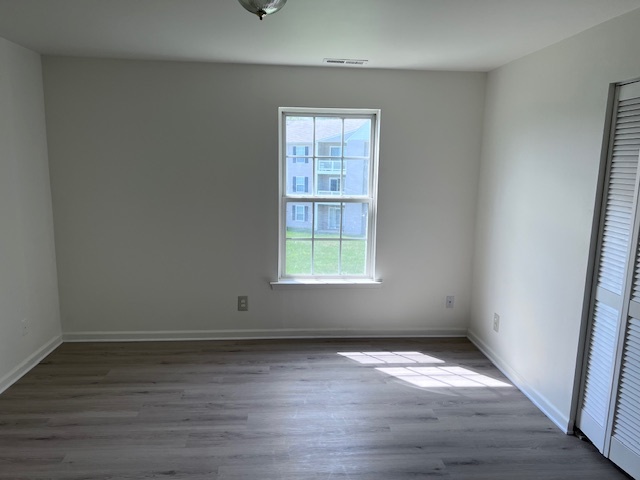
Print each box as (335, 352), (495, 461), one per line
(0, 338), (629, 479)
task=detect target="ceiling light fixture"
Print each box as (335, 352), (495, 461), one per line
(237, 0), (288, 20)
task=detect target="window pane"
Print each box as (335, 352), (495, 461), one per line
(285, 117), (313, 196)
(343, 159), (369, 196)
(314, 241), (340, 275)
(315, 202), (342, 239)
(342, 203), (368, 239)
(315, 117), (343, 157)
(286, 240), (312, 275)
(316, 166), (343, 196)
(286, 116), (313, 147)
(341, 240), (367, 275)
(287, 202), (312, 238)
(344, 118), (371, 157)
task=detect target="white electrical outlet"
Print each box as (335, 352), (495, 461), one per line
(237, 296), (248, 311)
(493, 313), (500, 333)
(446, 296), (454, 308)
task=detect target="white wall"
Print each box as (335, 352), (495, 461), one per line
(0, 38), (62, 392)
(42, 58), (485, 340)
(470, 8), (640, 431)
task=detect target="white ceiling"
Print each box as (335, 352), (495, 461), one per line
(0, 0), (638, 71)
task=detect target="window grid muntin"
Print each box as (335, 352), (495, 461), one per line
(280, 109), (378, 279)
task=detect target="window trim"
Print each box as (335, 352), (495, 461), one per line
(277, 107), (381, 283)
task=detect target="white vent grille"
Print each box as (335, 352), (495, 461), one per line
(323, 58), (369, 66)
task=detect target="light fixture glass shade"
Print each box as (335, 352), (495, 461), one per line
(237, 0), (287, 20)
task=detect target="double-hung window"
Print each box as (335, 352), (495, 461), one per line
(278, 108), (380, 281)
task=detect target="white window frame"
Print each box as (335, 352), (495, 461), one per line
(276, 107), (381, 284)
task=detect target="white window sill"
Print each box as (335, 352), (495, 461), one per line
(270, 279), (383, 290)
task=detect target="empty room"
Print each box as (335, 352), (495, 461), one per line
(2, 1), (640, 478)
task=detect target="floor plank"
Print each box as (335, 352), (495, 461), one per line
(0, 338), (630, 479)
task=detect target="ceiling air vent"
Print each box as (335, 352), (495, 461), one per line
(323, 58), (369, 66)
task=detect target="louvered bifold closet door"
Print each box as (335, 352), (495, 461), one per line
(609, 86), (640, 478)
(609, 316), (640, 476)
(577, 81), (640, 453)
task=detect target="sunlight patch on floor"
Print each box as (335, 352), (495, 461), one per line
(337, 351), (445, 364)
(376, 365), (511, 388)
(338, 351), (512, 388)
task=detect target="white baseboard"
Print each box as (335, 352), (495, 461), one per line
(0, 335), (63, 395)
(63, 327), (468, 342)
(467, 329), (571, 434)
